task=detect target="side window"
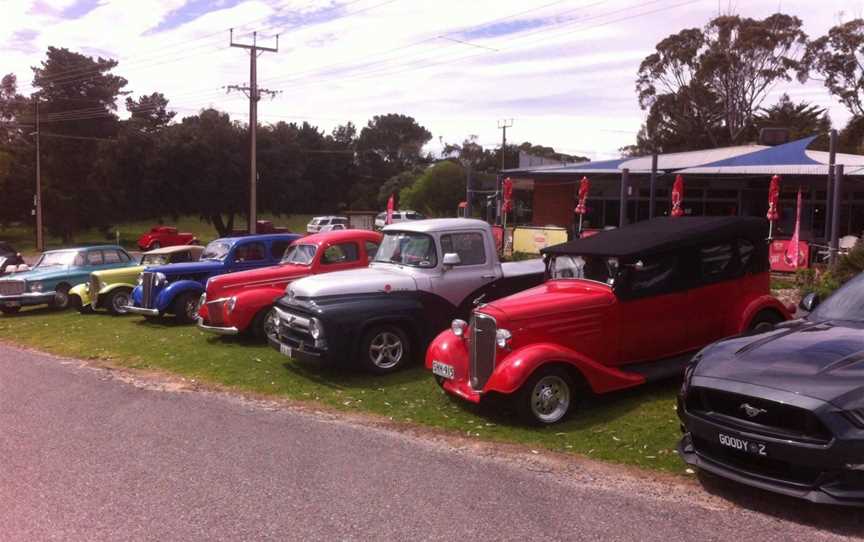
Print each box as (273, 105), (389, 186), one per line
(365, 241), (379, 262)
(270, 240), (291, 260)
(118, 250), (131, 263)
(86, 251), (104, 265)
(628, 254), (679, 297)
(103, 250), (121, 264)
(322, 243), (360, 265)
(440, 232), (487, 266)
(700, 243), (734, 281)
(74, 253), (86, 266)
(234, 242), (266, 262)
(171, 251), (192, 263)
(738, 238), (754, 273)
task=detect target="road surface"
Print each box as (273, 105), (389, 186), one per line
(0, 344), (861, 541)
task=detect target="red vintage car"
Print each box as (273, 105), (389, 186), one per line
(426, 217), (792, 425)
(137, 226), (198, 251)
(197, 229), (382, 339)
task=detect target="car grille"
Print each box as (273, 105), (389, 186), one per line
(90, 276), (100, 307)
(692, 435), (822, 486)
(469, 313), (497, 390)
(686, 387), (832, 444)
(273, 306), (314, 347)
(0, 280), (25, 296)
(141, 272), (155, 308)
(206, 300), (227, 326)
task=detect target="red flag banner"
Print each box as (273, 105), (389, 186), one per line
(784, 187), (804, 269)
(502, 178), (513, 213)
(386, 193), (395, 225)
(767, 175), (781, 222)
(671, 174), (685, 217)
(575, 176), (590, 215)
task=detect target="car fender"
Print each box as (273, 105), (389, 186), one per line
(69, 283), (91, 306)
(101, 282), (135, 296)
(425, 329), (469, 377)
(226, 286), (285, 331)
(735, 294), (792, 334)
(157, 280), (204, 311)
(484, 342), (646, 396)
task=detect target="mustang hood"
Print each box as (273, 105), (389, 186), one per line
(696, 320), (864, 406)
(146, 260), (222, 276)
(289, 266), (416, 298)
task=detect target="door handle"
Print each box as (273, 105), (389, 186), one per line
(481, 274), (496, 280)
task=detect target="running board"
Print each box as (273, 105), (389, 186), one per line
(619, 352), (696, 383)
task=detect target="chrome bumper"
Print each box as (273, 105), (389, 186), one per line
(124, 305), (160, 316)
(196, 317), (239, 335)
(0, 291), (56, 306)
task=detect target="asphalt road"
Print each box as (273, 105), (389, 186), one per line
(0, 344), (861, 541)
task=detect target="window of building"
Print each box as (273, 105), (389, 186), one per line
(440, 232), (487, 266)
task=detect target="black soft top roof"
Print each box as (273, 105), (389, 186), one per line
(541, 217), (768, 258)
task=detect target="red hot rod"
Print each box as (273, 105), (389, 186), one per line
(426, 217), (791, 425)
(137, 226), (198, 251)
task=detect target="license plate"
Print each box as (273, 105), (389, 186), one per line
(3, 301), (20, 308)
(432, 361), (455, 379)
(718, 433), (767, 457)
(279, 343), (293, 357)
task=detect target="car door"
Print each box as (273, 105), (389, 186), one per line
(616, 252), (690, 365)
(430, 231), (496, 309)
(686, 241), (738, 349)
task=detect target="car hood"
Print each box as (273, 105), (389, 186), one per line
(485, 279), (614, 320)
(289, 266), (416, 298)
(0, 266), (75, 282)
(146, 260), (223, 275)
(207, 263), (310, 297)
(93, 265), (145, 283)
(696, 320), (864, 407)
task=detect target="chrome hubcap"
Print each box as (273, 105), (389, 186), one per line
(530, 375), (570, 423)
(185, 299), (197, 320)
(369, 332), (403, 369)
(113, 293), (130, 314)
(55, 291), (68, 307)
(263, 309), (278, 339)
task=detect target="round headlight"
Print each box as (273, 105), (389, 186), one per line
(29, 281), (43, 293)
(309, 318), (322, 340)
(154, 272), (167, 286)
(225, 296), (237, 313)
(495, 328), (512, 349)
(451, 319), (468, 337)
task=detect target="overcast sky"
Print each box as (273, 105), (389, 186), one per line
(3, 0), (864, 160)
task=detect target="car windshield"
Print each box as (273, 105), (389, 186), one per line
(810, 273), (864, 322)
(201, 241), (232, 261)
(141, 254), (169, 266)
(550, 255), (618, 285)
(282, 244), (317, 265)
(374, 232), (437, 268)
(34, 250), (78, 268)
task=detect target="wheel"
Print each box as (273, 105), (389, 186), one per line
(515, 367), (577, 425)
(105, 289), (133, 316)
(1, 306), (21, 315)
(747, 309), (784, 335)
(250, 307), (277, 341)
(172, 292), (199, 324)
(149, 241), (161, 250)
(358, 325), (411, 375)
(51, 284), (71, 310)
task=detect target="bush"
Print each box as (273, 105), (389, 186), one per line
(796, 241), (864, 299)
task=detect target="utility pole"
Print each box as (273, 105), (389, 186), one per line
(228, 29), (279, 235)
(498, 118), (513, 171)
(33, 95), (44, 252)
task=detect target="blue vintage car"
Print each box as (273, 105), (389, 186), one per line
(0, 246), (137, 314)
(126, 233), (299, 323)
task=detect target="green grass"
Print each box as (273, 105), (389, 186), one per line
(1, 214), (315, 255)
(0, 307), (686, 474)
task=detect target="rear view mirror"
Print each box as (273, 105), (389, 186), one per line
(443, 253), (461, 267)
(799, 292), (820, 312)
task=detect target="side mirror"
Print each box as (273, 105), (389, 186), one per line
(442, 252), (461, 268)
(799, 292), (820, 312)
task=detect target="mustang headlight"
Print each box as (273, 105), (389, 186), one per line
(154, 272), (167, 287)
(496, 328), (512, 349)
(225, 296), (237, 313)
(681, 353), (702, 397)
(29, 281), (43, 293)
(309, 318), (323, 340)
(451, 319), (468, 337)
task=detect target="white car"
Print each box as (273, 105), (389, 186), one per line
(306, 216), (349, 234)
(374, 210), (426, 229)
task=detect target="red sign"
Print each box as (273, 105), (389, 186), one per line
(769, 240), (809, 272)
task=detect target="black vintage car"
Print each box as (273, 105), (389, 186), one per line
(678, 274), (864, 506)
(0, 242), (25, 275)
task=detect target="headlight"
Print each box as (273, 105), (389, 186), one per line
(154, 272), (167, 286)
(137, 275), (143, 286)
(225, 296), (237, 313)
(29, 282), (43, 293)
(496, 328), (512, 349)
(309, 318), (323, 340)
(681, 353), (702, 397)
(451, 319), (468, 337)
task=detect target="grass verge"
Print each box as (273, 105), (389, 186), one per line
(0, 306), (686, 474)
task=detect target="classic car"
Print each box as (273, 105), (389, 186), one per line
(306, 216), (349, 234)
(0, 242), (25, 275)
(0, 246), (137, 314)
(198, 230), (382, 339)
(677, 274), (864, 506)
(70, 245), (204, 315)
(137, 226), (198, 251)
(426, 217), (792, 425)
(126, 233), (299, 323)
(268, 218), (545, 374)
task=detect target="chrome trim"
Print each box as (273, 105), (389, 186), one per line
(196, 317), (239, 335)
(0, 291), (56, 300)
(141, 271), (155, 308)
(274, 306), (311, 333)
(469, 312), (497, 390)
(124, 305), (160, 316)
(0, 279), (26, 296)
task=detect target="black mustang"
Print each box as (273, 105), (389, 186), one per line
(678, 273), (864, 506)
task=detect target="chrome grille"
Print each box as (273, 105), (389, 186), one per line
(469, 313), (497, 390)
(89, 276), (100, 308)
(0, 280), (25, 296)
(206, 300), (226, 326)
(141, 272), (155, 308)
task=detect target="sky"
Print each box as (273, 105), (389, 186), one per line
(2, 0), (864, 160)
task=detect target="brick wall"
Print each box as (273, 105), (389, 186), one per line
(532, 182), (575, 227)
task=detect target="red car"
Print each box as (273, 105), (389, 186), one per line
(137, 226), (198, 251)
(197, 229), (383, 339)
(426, 217), (792, 425)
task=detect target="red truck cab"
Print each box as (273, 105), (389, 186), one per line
(426, 217), (791, 425)
(197, 229), (382, 339)
(137, 226), (198, 251)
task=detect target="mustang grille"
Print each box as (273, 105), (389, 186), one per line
(691, 435), (822, 486)
(686, 387), (832, 444)
(90, 276), (100, 307)
(0, 280), (25, 296)
(469, 313), (497, 390)
(141, 272), (155, 308)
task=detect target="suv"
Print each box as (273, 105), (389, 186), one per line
(374, 210), (425, 229)
(306, 216), (349, 234)
(426, 217), (791, 425)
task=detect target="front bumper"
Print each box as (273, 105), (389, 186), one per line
(196, 317), (239, 335)
(267, 332), (326, 363)
(124, 305), (160, 316)
(0, 291), (56, 307)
